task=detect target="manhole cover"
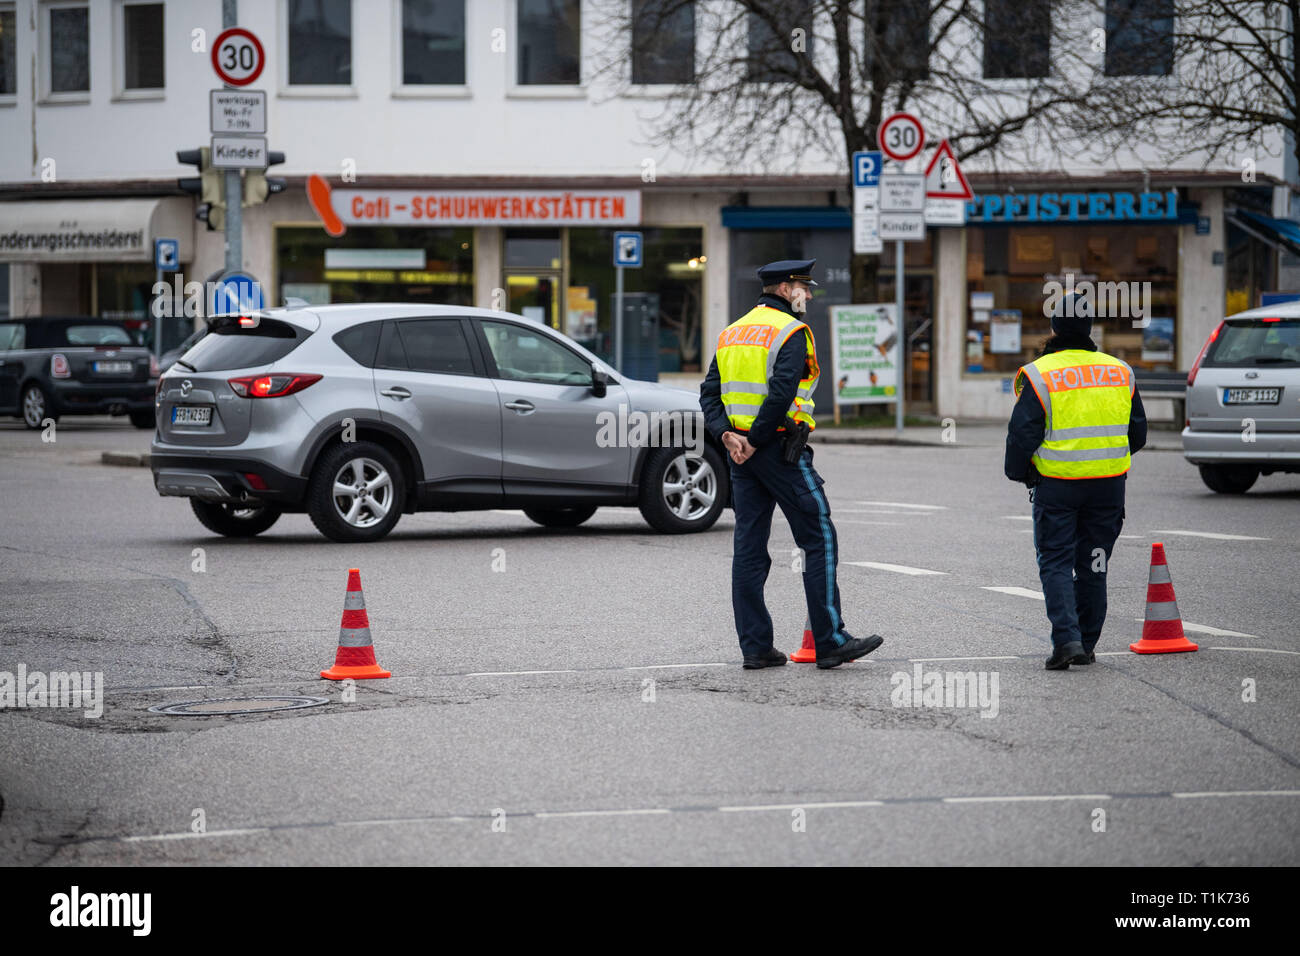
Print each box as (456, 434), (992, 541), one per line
(148, 696), (329, 716)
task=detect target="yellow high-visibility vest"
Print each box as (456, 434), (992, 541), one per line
(717, 305), (820, 431)
(1013, 349), (1134, 479)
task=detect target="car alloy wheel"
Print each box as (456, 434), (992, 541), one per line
(23, 386), (46, 428)
(660, 452), (716, 521)
(331, 457), (395, 528)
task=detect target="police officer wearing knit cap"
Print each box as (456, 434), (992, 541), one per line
(700, 259), (884, 670)
(1005, 290), (1148, 669)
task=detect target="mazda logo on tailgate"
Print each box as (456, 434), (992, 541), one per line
(181, 380), (193, 396)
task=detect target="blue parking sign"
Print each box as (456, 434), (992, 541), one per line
(614, 232), (643, 268)
(210, 272), (264, 316)
(154, 238), (179, 272)
(853, 151), (882, 188)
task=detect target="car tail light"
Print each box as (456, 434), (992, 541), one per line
(149, 354), (160, 377)
(243, 472), (268, 490)
(156, 376), (167, 398)
(1261, 316), (1281, 322)
(1187, 321), (1223, 387)
(227, 373), (322, 398)
(51, 353), (71, 378)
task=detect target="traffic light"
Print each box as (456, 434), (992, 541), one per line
(243, 151), (287, 207)
(177, 147), (225, 231)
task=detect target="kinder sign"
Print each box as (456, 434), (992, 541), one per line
(307, 175), (640, 236)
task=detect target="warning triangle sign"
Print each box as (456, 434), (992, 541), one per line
(925, 139), (973, 200)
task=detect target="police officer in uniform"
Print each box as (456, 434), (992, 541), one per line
(1005, 292), (1147, 669)
(700, 259), (884, 670)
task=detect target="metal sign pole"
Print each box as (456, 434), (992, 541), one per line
(614, 265), (624, 374)
(895, 239), (905, 436)
(222, 0), (241, 277)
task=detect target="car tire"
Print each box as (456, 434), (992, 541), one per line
(129, 408), (156, 429)
(20, 383), (56, 430)
(190, 499), (282, 538)
(306, 441), (406, 543)
(523, 506), (597, 528)
(637, 444), (726, 533)
(1198, 464), (1259, 495)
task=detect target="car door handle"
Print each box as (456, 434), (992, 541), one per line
(504, 400), (535, 413)
(380, 386), (412, 400)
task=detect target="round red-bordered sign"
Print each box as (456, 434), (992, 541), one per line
(211, 28), (265, 87)
(877, 113), (925, 162)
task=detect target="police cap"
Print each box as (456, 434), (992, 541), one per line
(757, 259), (818, 287)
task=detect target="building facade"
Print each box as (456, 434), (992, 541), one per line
(2, 0), (1296, 420)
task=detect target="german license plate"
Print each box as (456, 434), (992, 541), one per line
(94, 360), (133, 374)
(1223, 388), (1280, 405)
(171, 405), (212, 425)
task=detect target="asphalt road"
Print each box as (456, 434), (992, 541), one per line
(1, 417), (1297, 865)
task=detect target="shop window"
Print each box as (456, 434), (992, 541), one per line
(121, 1), (164, 91)
(45, 2), (89, 95)
(983, 0), (1048, 79)
(964, 224), (1179, 374)
(288, 0), (352, 86)
(568, 227), (705, 373)
(1, 5), (16, 97)
(505, 229), (562, 268)
(1105, 0), (1173, 77)
(401, 0), (465, 85)
(864, 0), (928, 82)
(517, 0), (580, 85)
(631, 0), (694, 85)
(747, 1), (813, 83)
(276, 226), (474, 307)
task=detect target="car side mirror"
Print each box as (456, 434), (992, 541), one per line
(591, 364), (608, 398)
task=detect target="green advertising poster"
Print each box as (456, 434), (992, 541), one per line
(830, 303), (899, 403)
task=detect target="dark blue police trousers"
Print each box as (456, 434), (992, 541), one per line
(729, 439), (851, 659)
(1031, 474), (1126, 651)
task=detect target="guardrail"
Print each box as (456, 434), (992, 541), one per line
(1135, 370), (1187, 424)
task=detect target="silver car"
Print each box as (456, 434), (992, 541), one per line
(150, 304), (727, 542)
(1183, 302), (1300, 493)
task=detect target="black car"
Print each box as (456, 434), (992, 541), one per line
(0, 318), (159, 429)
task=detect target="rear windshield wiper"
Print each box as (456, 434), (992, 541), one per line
(174, 359), (196, 371)
(1251, 356), (1296, 364)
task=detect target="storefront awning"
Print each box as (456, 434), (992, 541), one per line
(0, 197), (194, 264)
(1228, 208), (1300, 258)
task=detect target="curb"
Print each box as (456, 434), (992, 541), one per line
(101, 451), (151, 467)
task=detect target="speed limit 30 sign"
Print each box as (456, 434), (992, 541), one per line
(212, 27), (265, 87)
(877, 112), (925, 163)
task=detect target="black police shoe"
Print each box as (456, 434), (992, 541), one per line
(1045, 641), (1090, 670)
(742, 648), (788, 669)
(816, 634), (884, 670)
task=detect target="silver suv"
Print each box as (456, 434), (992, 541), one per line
(150, 304), (726, 542)
(1183, 302), (1300, 493)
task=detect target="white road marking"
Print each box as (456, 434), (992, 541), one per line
(122, 827), (269, 843)
(625, 662), (729, 670)
(490, 509), (526, 516)
(838, 509), (935, 515)
(1094, 651), (1129, 657)
(465, 668), (579, 677)
(839, 520), (903, 526)
(720, 800), (885, 812)
(981, 586), (1045, 600)
(1172, 790), (1300, 799)
(1001, 515), (1034, 521)
(535, 809), (671, 819)
(846, 561), (947, 576)
(1208, 646), (1300, 656)
(1130, 618), (1258, 638)
(854, 501), (947, 510)
(1118, 534), (1145, 539)
(909, 656), (1020, 662)
(942, 794), (1110, 804)
(1148, 529), (1270, 541)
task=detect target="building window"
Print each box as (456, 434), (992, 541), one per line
(631, 0), (694, 85)
(288, 0), (352, 86)
(1105, 0), (1173, 77)
(401, 0), (465, 85)
(517, 0), (580, 85)
(865, 0), (928, 82)
(47, 2), (90, 94)
(0, 264), (9, 318)
(983, 0), (1048, 79)
(747, 2), (813, 83)
(122, 2), (164, 90)
(1, 5), (16, 97)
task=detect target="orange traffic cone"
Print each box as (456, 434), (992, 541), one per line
(1129, 543), (1198, 654)
(320, 569), (392, 679)
(790, 617), (817, 663)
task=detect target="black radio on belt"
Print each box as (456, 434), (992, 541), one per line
(781, 416), (810, 463)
